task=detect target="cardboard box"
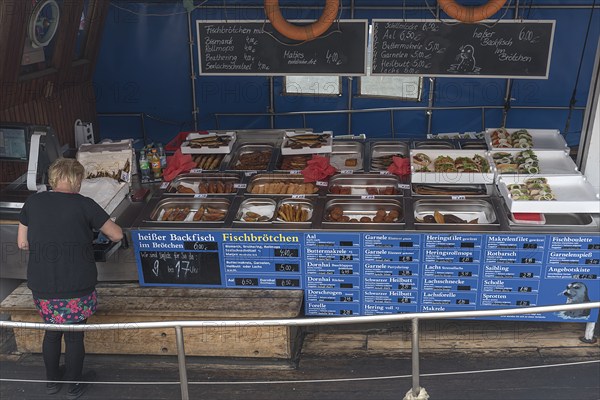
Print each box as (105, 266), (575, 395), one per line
(180, 132), (236, 154)
(77, 140), (134, 185)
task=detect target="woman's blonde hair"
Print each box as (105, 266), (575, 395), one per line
(48, 158), (85, 191)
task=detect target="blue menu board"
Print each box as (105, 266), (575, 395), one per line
(132, 230), (599, 323)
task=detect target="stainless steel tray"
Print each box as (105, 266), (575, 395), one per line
(458, 140), (488, 150)
(370, 141), (409, 171)
(329, 141), (364, 172)
(165, 173), (241, 195)
(505, 206), (598, 231)
(226, 144), (273, 171)
(190, 153), (226, 171)
(274, 198), (314, 224)
(328, 173), (401, 196)
(323, 198), (404, 225)
(412, 184), (493, 197)
(413, 140), (456, 149)
(235, 198), (277, 223)
(413, 199), (498, 228)
(247, 173), (319, 195)
(276, 154), (312, 171)
(149, 197), (230, 223)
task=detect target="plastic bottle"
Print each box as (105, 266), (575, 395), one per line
(157, 143), (168, 169)
(138, 151), (151, 181)
(150, 149), (162, 179)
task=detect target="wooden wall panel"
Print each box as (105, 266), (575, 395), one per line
(0, 84), (98, 185)
(0, 1), (110, 186)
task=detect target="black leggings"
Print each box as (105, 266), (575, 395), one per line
(43, 319), (86, 381)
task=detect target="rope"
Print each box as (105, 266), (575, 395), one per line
(1, 360), (598, 386)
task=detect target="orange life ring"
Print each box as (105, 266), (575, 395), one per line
(438, 0), (507, 23)
(264, 0), (339, 41)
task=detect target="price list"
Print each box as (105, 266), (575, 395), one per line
(543, 236), (599, 314)
(304, 233), (361, 316)
(420, 234), (482, 312)
(133, 230), (599, 322)
(362, 234), (421, 315)
(222, 232), (302, 289)
(480, 235), (545, 308)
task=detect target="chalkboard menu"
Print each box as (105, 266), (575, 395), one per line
(196, 20), (368, 76)
(371, 20), (555, 78)
(139, 249), (222, 285)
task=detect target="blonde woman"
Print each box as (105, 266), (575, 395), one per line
(17, 158), (122, 399)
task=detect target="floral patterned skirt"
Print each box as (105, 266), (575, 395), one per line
(33, 290), (97, 324)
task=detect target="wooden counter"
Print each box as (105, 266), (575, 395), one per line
(1, 283), (304, 360)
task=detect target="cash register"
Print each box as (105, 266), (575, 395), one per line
(0, 123), (61, 209)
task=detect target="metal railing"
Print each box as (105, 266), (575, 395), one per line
(1, 302), (598, 400)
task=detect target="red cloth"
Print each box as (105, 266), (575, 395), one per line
(302, 155), (337, 182)
(163, 149), (197, 182)
(387, 156), (410, 177)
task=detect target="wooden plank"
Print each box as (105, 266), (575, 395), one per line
(56, 0), (84, 86)
(9, 313), (298, 358)
(300, 319), (596, 357)
(2, 283), (303, 358)
(1, 283), (304, 318)
(83, 0), (111, 78)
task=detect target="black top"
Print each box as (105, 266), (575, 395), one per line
(19, 192), (110, 299)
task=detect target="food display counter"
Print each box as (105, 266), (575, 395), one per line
(0, 130), (597, 322)
(125, 131), (600, 323)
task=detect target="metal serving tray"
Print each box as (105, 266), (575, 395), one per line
(247, 173), (319, 195)
(411, 184), (493, 197)
(458, 140), (488, 150)
(234, 198), (277, 223)
(498, 175), (600, 214)
(323, 198), (404, 227)
(274, 198), (314, 225)
(165, 173), (241, 195)
(276, 154), (313, 171)
(149, 197), (230, 223)
(190, 153), (226, 171)
(485, 128), (568, 150)
(413, 140), (456, 149)
(410, 149), (495, 184)
(504, 204), (598, 231)
(413, 199), (499, 230)
(369, 141), (409, 171)
(328, 174), (401, 196)
(226, 144), (274, 171)
(329, 141), (364, 172)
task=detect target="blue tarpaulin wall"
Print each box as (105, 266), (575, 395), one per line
(94, 1), (599, 147)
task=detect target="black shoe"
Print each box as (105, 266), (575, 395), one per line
(46, 364), (66, 395)
(45, 382), (62, 395)
(67, 370), (96, 400)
